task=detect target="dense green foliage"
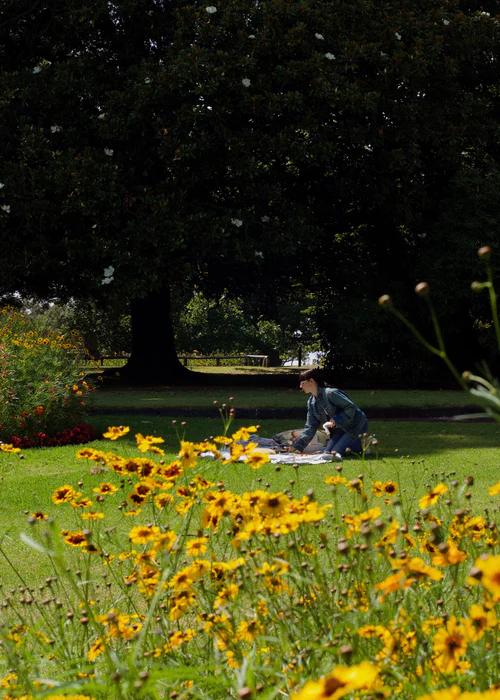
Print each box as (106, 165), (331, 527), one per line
(26, 297), (132, 358)
(175, 289), (319, 361)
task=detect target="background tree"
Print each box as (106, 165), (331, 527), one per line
(1, 1), (499, 385)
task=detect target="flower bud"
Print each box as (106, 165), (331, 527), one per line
(238, 689), (252, 700)
(378, 294), (392, 307)
(478, 245), (492, 260)
(415, 281), (430, 297)
(471, 281), (484, 293)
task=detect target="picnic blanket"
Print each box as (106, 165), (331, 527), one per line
(199, 448), (335, 465)
(198, 429), (335, 465)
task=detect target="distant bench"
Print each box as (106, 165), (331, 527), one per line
(178, 354), (269, 367)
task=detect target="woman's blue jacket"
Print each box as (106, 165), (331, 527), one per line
(292, 387), (367, 452)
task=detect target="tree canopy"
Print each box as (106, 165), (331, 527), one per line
(1, 1), (499, 383)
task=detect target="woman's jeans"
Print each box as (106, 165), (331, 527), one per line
(324, 419), (369, 456)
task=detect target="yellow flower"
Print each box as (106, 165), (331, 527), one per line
(213, 435), (232, 445)
(290, 662), (379, 700)
(260, 492), (288, 517)
(419, 483), (448, 509)
(225, 649), (240, 669)
(0, 443), (21, 454)
(431, 539), (467, 567)
(343, 507), (381, 536)
(236, 618), (263, 643)
(376, 519), (399, 548)
(178, 441), (197, 468)
(372, 480), (398, 497)
(158, 460), (183, 481)
(186, 537), (208, 556)
(102, 425), (130, 440)
(169, 589), (196, 620)
(135, 432), (165, 454)
(87, 637), (105, 662)
(471, 554), (500, 602)
(96, 610), (142, 640)
(403, 557), (443, 581)
(164, 628), (196, 651)
(155, 492), (174, 509)
(129, 525), (161, 544)
(432, 616), (469, 673)
(30, 511), (48, 521)
(488, 481), (500, 496)
(1, 672), (17, 688)
(6, 624), (27, 645)
(71, 496), (93, 509)
(214, 583), (239, 609)
(231, 426), (258, 442)
(245, 450), (269, 469)
(324, 475), (348, 486)
(93, 482), (118, 495)
(375, 570), (411, 600)
(52, 484), (80, 504)
(62, 530), (89, 547)
(467, 603), (497, 641)
(150, 530), (177, 555)
(81, 511), (105, 521)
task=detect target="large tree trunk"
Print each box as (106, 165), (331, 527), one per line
(121, 287), (194, 384)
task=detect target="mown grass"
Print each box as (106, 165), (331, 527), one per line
(1, 416), (498, 588)
(89, 386), (471, 411)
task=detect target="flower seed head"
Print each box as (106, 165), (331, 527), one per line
(378, 294), (392, 307)
(415, 281), (430, 297)
(478, 245), (492, 259)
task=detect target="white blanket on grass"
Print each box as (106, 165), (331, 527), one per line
(199, 450), (335, 465)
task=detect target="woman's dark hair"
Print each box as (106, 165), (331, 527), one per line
(299, 368), (326, 386)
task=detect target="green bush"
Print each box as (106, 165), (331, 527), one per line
(0, 307), (90, 441)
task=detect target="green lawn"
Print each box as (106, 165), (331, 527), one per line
(1, 416), (498, 587)
(89, 385), (472, 411)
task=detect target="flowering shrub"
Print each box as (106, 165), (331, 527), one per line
(0, 426), (498, 699)
(0, 307), (92, 442)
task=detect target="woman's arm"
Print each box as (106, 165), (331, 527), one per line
(326, 389), (359, 432)
(292, 399), (320, 452)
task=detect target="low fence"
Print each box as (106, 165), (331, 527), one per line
(179, 354), (269, 367)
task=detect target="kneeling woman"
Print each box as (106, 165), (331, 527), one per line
(292, 368), (368, 458)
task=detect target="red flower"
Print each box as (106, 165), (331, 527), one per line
(7, 423), (95, 449)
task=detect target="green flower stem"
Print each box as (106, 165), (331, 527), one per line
(465, 373), (497, 393)
(485, 264), (500, 352)
(133, 505), (195, 663)
(388, 305), (468, 391)
(0, 543), (72, 659)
